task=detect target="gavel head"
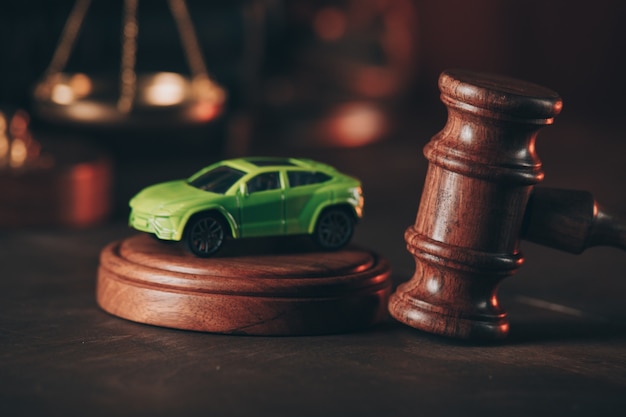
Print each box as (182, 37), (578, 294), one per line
(388, 69), (563, 340)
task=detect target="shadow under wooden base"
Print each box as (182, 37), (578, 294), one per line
(97, 234), (392, 335)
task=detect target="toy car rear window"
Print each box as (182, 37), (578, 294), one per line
(188, 166), (245, 194)
(287, 171), (331, 187)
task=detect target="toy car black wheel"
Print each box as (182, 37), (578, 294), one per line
(314, 208), (354, 250)
(185, 214), (226, 257)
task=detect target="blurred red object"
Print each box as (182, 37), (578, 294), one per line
(0, 109), (112, 228)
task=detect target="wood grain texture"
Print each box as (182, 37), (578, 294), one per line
(97, 234), (392, 335)
(389, 69), (563, 339)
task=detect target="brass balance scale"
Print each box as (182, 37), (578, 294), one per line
(33, 0), (226, 128)
(2, 0), (227, 227)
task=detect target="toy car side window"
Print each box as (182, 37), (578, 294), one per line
(246, 172), (281, 194)
(287, 171), (331, 188)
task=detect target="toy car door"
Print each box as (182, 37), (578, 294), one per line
(283, 170), (331, 234)
(239, 171), (285, 237)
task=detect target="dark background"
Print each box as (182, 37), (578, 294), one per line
(2, 1), (626, 114)
(1, 1), (626, 416)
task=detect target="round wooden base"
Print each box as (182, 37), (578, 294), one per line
(97, 234), (392, 335)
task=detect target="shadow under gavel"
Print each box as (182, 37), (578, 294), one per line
(388, 69), (626, 340)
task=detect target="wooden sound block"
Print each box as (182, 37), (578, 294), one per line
(96, 234), (392, 335)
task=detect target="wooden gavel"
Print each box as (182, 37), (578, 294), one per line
(388, 69), (626, 340)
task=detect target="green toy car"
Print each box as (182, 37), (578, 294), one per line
(129, 157), (364, 257)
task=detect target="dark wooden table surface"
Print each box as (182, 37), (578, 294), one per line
(1, 113), (625, 417)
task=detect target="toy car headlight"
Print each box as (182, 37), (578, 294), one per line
(350, 187), (363, 202)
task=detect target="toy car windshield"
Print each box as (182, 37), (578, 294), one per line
(188, 166), (245, 194)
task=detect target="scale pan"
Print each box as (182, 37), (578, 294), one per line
(33, 72), (226, 129)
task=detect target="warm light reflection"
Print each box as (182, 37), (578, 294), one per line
(193, 76), (226, 104)
(66, 102), (115, 121)
(327, 102), (386, 147)
(51, 84), (75, 104)
(140, 73), (226, 117)
(459, 125), (473, 143)
(9, 110), (30, 137)
(142, 72), (187, 106)
(0, 110), (47, 170)
(10, 138), (28, 169)
(191, 101), (221, 122)
(491, 294), (499, 308)
(0, 136), (8, 168)
(48, 73), (93, 105)
(426, 278), (440, 294)
(69, 73), (92, 97)
(189, 76), (225, 121)
(0, 112), (8, 168)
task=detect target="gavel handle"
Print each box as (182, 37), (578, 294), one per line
(522, 187), (626, 254)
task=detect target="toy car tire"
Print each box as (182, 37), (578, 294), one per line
(185, 214), (226, 257)
(313, 207), (354, 250)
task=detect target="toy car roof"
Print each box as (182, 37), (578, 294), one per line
(222, 157), (338, 174)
